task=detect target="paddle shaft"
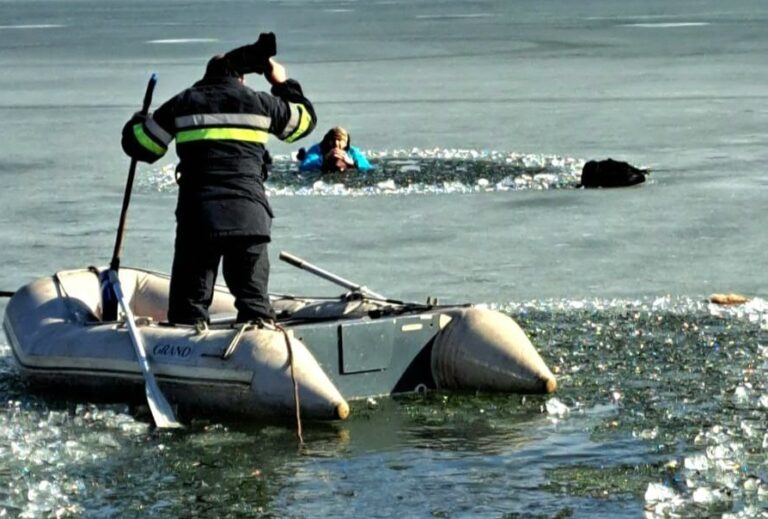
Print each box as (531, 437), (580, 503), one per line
(279, 251), (387, 300)
(109, 74), (158, 272)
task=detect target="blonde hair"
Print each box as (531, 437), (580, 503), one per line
(321, 126), (350, 152)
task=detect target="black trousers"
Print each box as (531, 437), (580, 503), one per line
(168, 234), (274, 324)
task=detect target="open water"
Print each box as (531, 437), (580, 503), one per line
(1, 0), (767, 517)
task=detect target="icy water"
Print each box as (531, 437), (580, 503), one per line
(1, 0), (768, 517)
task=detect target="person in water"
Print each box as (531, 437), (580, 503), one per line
(298, 126), (372, 173)
(120, 33), (316, 325)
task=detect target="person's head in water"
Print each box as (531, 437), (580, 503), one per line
(319, 127), (354, 173)
(297, 125), (372, 174)
(321, 127), (350, 154)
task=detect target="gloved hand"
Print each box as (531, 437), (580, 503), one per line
(121, 111), (162, 164)
(127, 111), (147, 125)
(226, 32), (277, 75)
(261, 150), (273, 181)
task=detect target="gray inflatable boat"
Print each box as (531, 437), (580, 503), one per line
(3, 254), (556, 424)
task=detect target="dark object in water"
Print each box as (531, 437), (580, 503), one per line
(578, 158), (648, 188)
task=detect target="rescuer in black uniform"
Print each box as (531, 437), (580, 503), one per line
(121, 34), (316, 324)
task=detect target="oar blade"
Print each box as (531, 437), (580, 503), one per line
(144, 377), (183, 430)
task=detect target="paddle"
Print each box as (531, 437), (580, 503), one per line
(105, 74), (181, 429)
(0, 291), (14, 298)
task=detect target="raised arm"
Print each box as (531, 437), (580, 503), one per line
(264, 59), (317, 143)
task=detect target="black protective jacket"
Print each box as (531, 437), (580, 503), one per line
(122, 75), (316, 238)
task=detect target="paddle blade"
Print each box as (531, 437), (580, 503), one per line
(144, 377), (183, 430)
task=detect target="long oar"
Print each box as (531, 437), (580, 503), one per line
(279, 251), (388, 300)
(107, 74), (181, 429)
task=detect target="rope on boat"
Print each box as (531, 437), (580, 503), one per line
(222, 322), (249, 360)
(221, 320), (304, 445)
(276, 322), (304, 446)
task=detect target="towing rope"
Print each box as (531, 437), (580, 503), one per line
(275, 322), (304, 446)
(221, 319), (304, 445)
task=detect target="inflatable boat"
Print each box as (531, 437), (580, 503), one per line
(2, 253), (556, 425)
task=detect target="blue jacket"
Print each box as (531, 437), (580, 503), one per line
(299, 143), (372, 172)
